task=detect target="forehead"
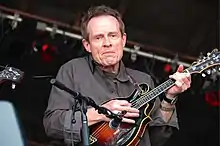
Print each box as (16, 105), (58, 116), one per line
(87, 15), (120, 35)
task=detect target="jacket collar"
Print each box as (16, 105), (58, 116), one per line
(86, 55), (129, 82)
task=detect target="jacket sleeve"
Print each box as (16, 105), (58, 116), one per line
(43, 63), (83, 143)
(147, 76), (179, 146)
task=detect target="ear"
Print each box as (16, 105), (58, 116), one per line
(122, 33), (127, 47)
(82, 39), (91, 53)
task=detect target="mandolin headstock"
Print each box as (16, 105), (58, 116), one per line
(186, 49), (220, 77)
(0, 66), (24, 83)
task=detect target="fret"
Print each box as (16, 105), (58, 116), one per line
(159, 84), (166, 90)
(145, 95), (150, 103)
(147, 93), (154, 99)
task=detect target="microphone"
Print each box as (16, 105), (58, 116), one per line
(50, 78), (127, 130)
(50, 79), (79, 97)
(50, 79), (108, 111)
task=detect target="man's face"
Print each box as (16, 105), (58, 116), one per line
(82, 15), (126, 67)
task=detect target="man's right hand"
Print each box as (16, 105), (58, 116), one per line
(102, 100), (139, 124)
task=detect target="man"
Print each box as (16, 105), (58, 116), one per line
(43, 5), (191, 146)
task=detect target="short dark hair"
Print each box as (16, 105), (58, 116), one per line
(80, 5), (125, 41)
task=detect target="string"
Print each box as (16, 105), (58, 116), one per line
(132, 80), (174, 108)
(90, 80), (175, 142)
(92, 122), (110, 137)
(131, 69), (188, 108)
(131, 79), (175, 108)
(92, 122), (107, 137)
(91, 70), (190, 140)
(91, 69), (192, 142)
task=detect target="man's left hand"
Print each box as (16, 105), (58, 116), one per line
(165, 65), (191, 98)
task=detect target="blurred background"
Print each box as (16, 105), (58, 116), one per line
(0, 0), (219, 146)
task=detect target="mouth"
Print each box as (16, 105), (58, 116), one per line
(102, 51), (115, 55)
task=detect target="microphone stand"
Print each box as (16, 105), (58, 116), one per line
(50, 79), (119, 146)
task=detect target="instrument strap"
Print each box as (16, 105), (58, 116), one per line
(126, 69), (143, 92)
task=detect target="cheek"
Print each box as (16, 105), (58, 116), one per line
(116, 44), (124, 56)
(91, 49), (101, 58)
(90, 45), (102, 58)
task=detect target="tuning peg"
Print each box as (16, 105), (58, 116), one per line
(207, 52), (211, 56)
(11, 83), (16, 89)
(202, 73), (206, 77)
(212, 68), (216, 73)
(8, 67), (12, 72)
(213, 48), (218, 52)
(206, 69), (211, 75)
(210, 61), (214, 64)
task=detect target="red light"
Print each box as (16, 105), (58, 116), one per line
(42, 53), (52, 62)
(205, 90), (220, 107)
(42, 44), (49, 52)
(164, 64), (172, 73)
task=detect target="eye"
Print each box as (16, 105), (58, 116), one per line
(94, 35), (103, 40)
(110, 33), (119, 39)
(111, 34), (116, 37)
(96, 36), (101, 40)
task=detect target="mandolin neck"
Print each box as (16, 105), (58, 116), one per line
(132, 70), (189, 109)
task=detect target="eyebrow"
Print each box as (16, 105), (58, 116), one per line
(109, 31), (118, 34)
(94, 31), (118, 36)
(93, 34), (103, 38)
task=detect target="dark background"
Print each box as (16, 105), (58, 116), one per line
(0, 0), (219, 146)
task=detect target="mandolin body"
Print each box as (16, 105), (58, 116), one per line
(89, 83), (155, 146)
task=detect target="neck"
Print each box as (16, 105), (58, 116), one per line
(99, 63), (120, 74)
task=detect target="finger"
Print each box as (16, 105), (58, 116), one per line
(124, 112), (139, 118)
(182, 84), (189, 91)
(175, 80), (183, 87)
(120, 106), (139, 113)
(176, 80), (191, 89)
(170, 72), (188, 79)
(179, 85), (187, 92)
(169, 72), (179, 80)
(170, 73), (190, 86)
(115, 100), (131, 106)
(181, 72), (191, 80)
(182, 77), (191, 87)
(175, 79), (190, 92)
(122, 118), (135, 124)
(186, 73), (191, 82)
(173, 75), (184, 87)
(176, 73), (191, 87)
(174, 80), (190, 92)
(177, 65), (184, 73)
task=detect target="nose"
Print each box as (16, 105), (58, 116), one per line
(103, 36), (112, 47)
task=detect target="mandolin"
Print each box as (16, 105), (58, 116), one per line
(0, 66), (24, 84)
(89, 49), (220, 146)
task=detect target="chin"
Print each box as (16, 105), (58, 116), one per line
(101, 56), (121, 66)
(103, 63), (115, 66)
(105, 60), (119, 66)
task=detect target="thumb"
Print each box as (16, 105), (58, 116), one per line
(177, 65), (184, 73)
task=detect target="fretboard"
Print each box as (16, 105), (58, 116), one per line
(132, 78), (176, 109)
